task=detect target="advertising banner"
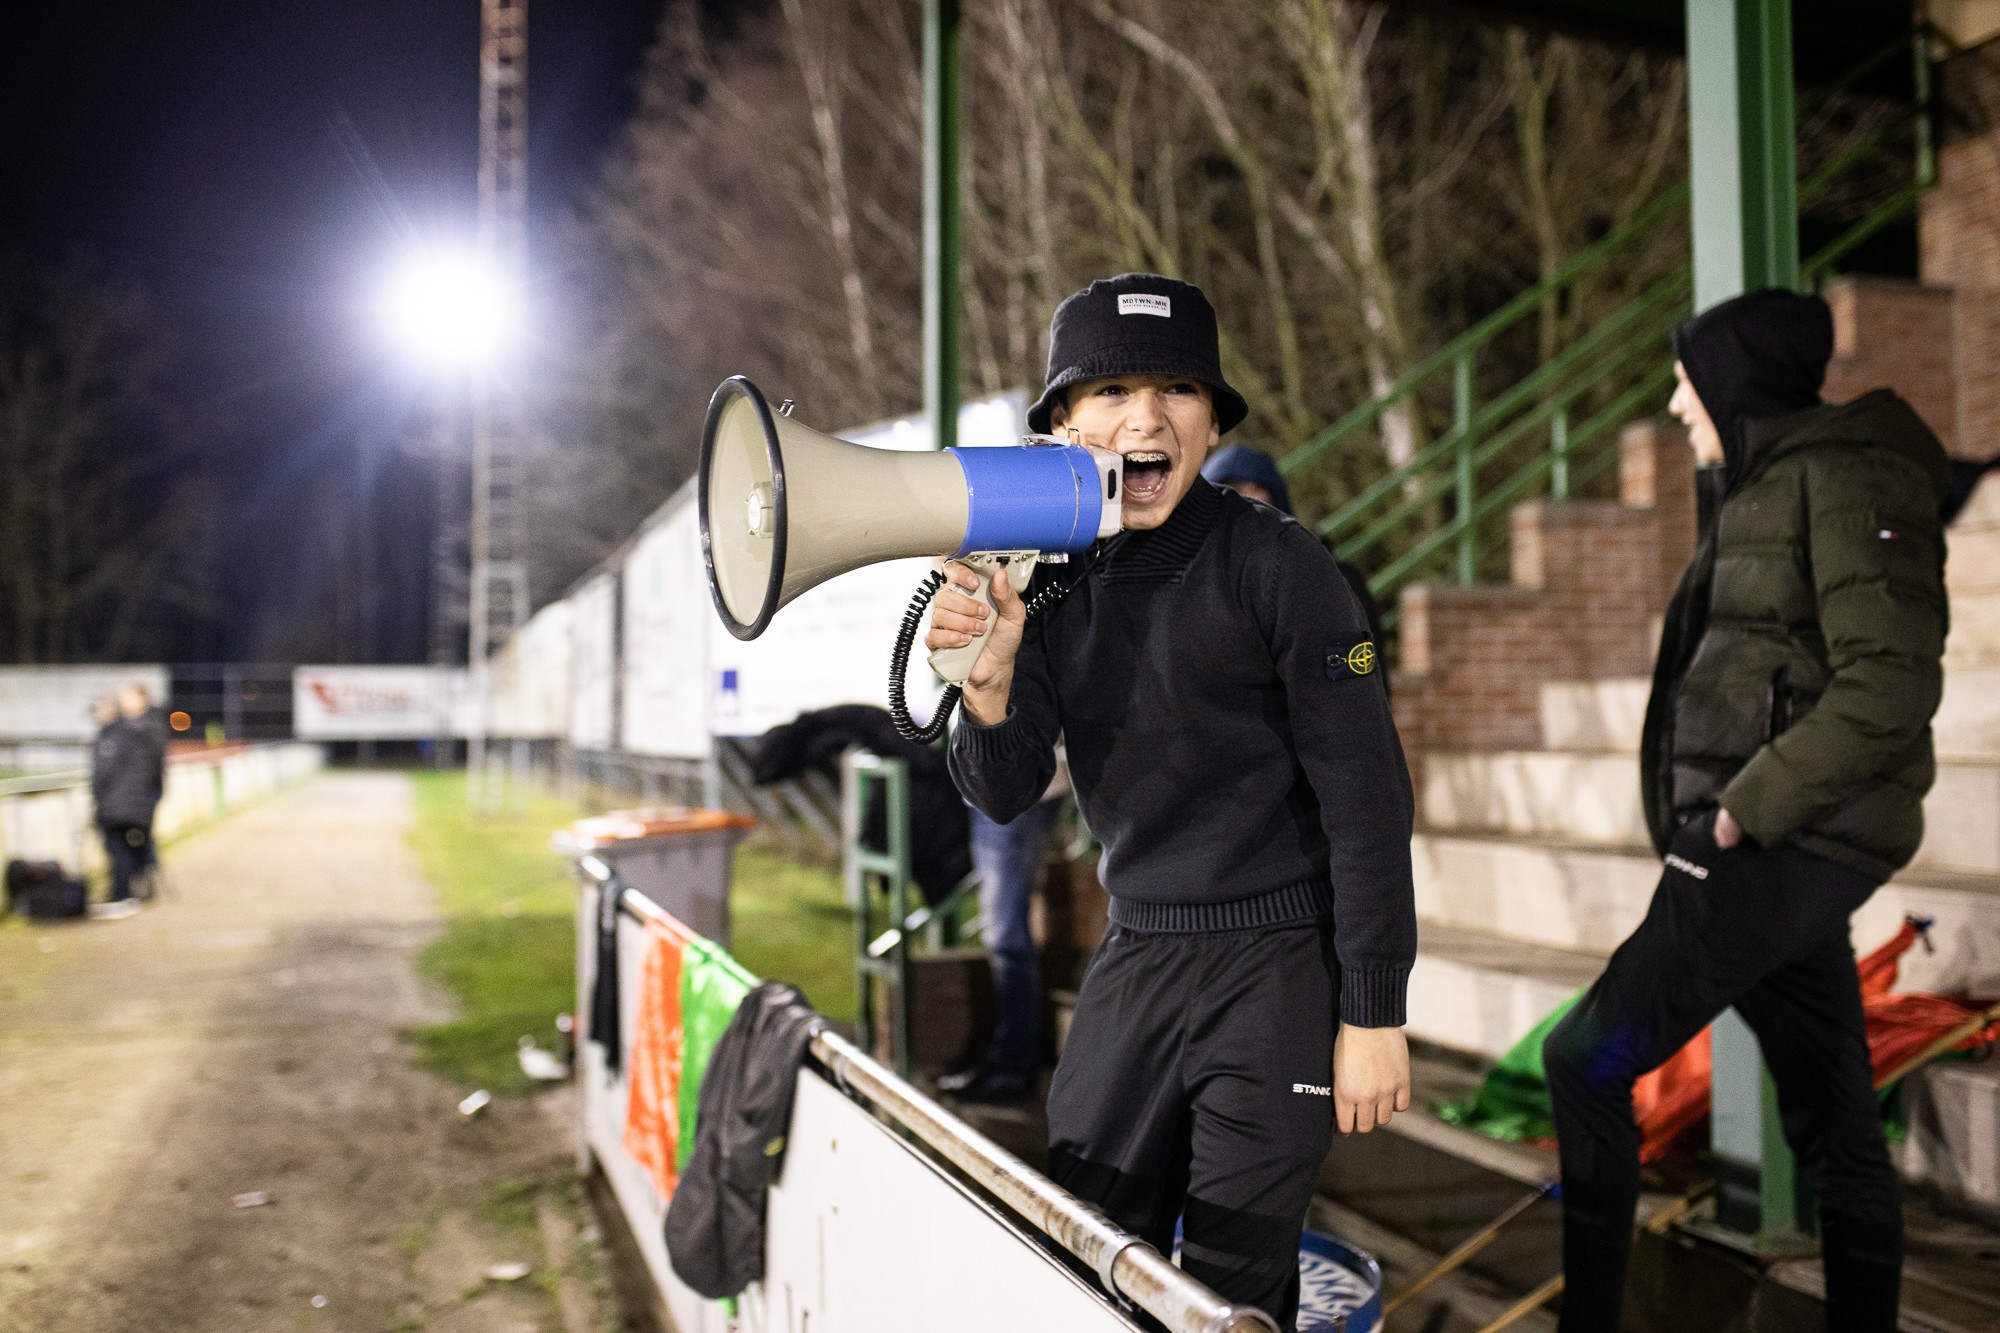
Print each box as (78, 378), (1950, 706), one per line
(291, 666), (469, 740)
(569, 573), (619, 751)
(0, 665), (171, 741)
(621, 491), (712, 760)
(494, 601), (573, 740)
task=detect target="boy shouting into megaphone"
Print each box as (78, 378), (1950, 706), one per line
(928, 274), (1416, 1331)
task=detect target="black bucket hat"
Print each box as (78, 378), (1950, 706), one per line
(1027, 274), (1249, 436)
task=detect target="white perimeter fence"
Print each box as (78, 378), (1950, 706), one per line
(575, 864), (1279, 1333)
(0, 743), (324, 878)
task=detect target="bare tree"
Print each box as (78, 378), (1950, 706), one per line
(0, 256), (225, 662)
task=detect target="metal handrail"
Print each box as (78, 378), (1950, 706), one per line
(1280, 24), (1931, 489)
(595, 872), (1276, 1333)
(809, 1027), (1278, 1333)
(0, 740), (308, 799)
(0, 770), (89, 797)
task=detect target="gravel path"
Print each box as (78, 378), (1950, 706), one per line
(0, 772), (602, 1333)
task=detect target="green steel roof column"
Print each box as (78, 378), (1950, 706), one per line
(1687, 0), (1812, 1254)
(924, 0), (961, 454)
(1688, 0), (1801, 307)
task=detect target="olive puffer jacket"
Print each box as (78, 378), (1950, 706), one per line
(1641, 390), (1951, 882)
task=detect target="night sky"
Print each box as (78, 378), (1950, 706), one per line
(0, 1), (670, 664)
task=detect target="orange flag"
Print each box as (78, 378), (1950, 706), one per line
(624, 919), (688, 1200)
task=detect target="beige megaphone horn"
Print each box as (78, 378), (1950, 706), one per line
(698, 376), (1122, 686)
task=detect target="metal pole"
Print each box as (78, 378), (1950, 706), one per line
(1453, 351), (1475, 585)
(923, 0), (960, 455)
(1685, 0), (1806, 1250)
(470, 0), (531, 807)
(1687, 0), (1799, 309)
(1550, 405), (1570, 501)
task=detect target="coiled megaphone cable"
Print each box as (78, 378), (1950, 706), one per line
(889, 570), (959, 745)
(888, 563), (1080, 746)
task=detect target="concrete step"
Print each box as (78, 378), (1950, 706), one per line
(1537, 678), (1648, 753)
(1405, 922), (1603, 1061)
(1413, 831), (2000, 993)
(1421, 750), (2000, 875)
(1537, 666), (2000, 760)
(1422, 749), (1651, 847)
(1896, 1059), (2000, 1214)
(1945, 588), (2000, 670)
(1410, 918), (2000, 1224)
(1957, 471), (2000, 528)
(1945, 518), (2000, 597)
(1935, 667), (2000, 761)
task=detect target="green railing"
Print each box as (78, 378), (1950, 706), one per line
(1283, 28), (1937, 625)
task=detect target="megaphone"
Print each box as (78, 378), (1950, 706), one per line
(698, 376), (1122, 732)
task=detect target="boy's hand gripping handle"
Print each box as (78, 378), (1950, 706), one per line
(926, 552), (1036, 686)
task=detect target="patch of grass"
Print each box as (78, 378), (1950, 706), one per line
(480, 1174), (543, 1238)
(404, 772), (585, 1093)
(730, 843), (855, 1022)
(403, 771), (859, 1087)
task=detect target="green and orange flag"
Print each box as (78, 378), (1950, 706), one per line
(623, 916), (759, 1200)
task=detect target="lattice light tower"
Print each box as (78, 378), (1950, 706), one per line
(468, 0), (530, 773)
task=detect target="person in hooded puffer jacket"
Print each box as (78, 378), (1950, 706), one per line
(1542, 289), (1948, 1332)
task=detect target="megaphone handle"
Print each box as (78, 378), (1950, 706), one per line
(926, 553), (1035, 686)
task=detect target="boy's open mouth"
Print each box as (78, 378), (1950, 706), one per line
(1122, 450), (1173, 504)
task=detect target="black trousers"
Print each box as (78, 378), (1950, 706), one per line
(1047, 919), (1336, 1332)
(1543, 813), (1902, 1332)
(100, 822), (154, 901)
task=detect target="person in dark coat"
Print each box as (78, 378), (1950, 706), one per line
(1543, 289), (1947, 1332)
(92, 684), (167, 908)
(1201, 443), (1389, 695)
(749, 704), (972, 904)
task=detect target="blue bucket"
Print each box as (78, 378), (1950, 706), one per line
(1170, 1224), (1383, 1332)
(1296, 1229), (1383, 1333)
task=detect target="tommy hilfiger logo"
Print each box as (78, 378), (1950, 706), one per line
(1665, 852), (1710, 880)
(1292, 1082), (1332, 1096)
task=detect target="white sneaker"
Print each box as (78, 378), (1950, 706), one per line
(89, 900), (140, 921)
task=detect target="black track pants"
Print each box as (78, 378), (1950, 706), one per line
(1543, 813), (1901, 1332)
(1047, 920), (1337, 1332)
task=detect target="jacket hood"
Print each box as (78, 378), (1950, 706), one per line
(1739, 389), (1952, 504)
(1201, 443), (1293, 515)
(1672, 288), (1832, 486)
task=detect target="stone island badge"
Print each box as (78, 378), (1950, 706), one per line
(1326, 638), (1377, 680)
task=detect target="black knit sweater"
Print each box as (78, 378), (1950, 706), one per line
(949, 479), (1416, 1027)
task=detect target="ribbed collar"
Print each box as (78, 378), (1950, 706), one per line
(1097, 475), (1224, 584)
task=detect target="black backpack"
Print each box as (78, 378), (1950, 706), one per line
(4, 859), (87, 919)
(664, 981), (826, 1299)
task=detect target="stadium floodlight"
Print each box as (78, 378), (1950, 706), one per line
(378, 246), (522, 370)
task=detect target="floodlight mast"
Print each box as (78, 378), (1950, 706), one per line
(468, 0), (530, 798)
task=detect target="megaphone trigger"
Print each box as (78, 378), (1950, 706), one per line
(926, 551), (1037, 686)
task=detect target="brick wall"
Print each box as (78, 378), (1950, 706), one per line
(1618, 417), (1698, 606)
(1920, 37), (2000, 461)
(1822, 276), (1960, 452)
(1393, 420), (1693, 759)
(1921, 38), (2000, 294)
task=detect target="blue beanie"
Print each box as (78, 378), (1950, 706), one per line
(1202, 444), (1292, 516)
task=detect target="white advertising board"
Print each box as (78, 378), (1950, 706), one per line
(292, 666), (469, 740)
(579, 894), (1137, 1333)
(568, 574), (619, 751)
(494, 600), (573, 739)
(0, 665), (171, 742)
(621, 490), (712, 759)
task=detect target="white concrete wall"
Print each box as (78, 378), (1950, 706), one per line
(0, 743), (323, 877)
